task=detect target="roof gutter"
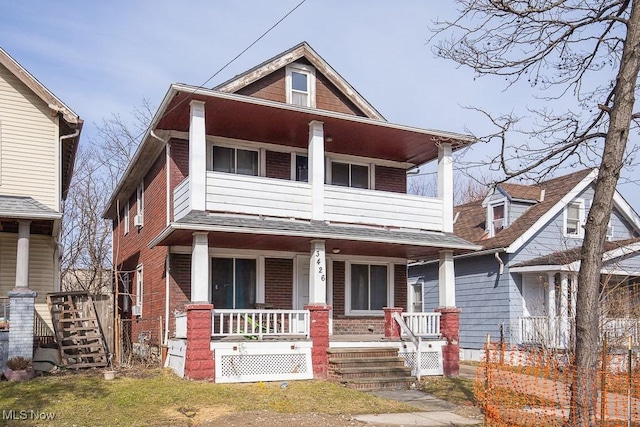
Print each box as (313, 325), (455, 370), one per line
(410, 247), (507, 267)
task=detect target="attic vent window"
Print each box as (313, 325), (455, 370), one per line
(488, 201), (507, 237)
(286, 63), (316, 108)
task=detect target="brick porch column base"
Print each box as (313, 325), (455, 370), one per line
(305, 304), (331, 379)
(383, 307), (403, 339)
(8, 289), (37, 360)
(435, 307), (461, 377)
(184, 303), (214, 380)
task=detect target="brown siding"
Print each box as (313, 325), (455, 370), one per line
(264, 258), (293, 309)
(236, 68), (286, 103)
(376, 166), (406, 194)
(315, 72), (364, 116)
(265, 150), (291, 180)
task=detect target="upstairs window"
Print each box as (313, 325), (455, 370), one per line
(331, 161), (369, 189)
(286, 64), (315, 108)
(135, 183), (144, 228)
(213, 146), (259, 176)
(487, 201), (507, 237)
(294, 154), (308, 182)
(564, 200), (584, 237)
(606, 220), (614, 241)
(123, 200), (130, 235)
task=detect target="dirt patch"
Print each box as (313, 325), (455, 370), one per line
(200, 410), (398, 427)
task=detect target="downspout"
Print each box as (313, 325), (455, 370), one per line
(495, 252), (504, 275)
(150, 130), (171, 345)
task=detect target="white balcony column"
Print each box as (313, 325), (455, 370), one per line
(437, 143), (453, 233)
(308, 240), (327, 304)
(438, 249), (455, 307)
(189, 100), (206, 211)
(308, 120), (325, 221)
(191, 232), (210, 302)
(559, 272), (570, 348)
(15, 220), (31, 289)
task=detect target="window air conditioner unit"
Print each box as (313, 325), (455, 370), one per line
(131, 305), (142, 316)
(133, 214), (143, 227)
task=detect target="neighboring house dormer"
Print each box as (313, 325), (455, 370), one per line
(481, 182), (543, 237)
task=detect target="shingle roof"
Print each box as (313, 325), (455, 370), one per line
(0, 195), (61, 219)
(499, 182), (543, 201)
(176, 211), (479, 250)
(512, 238), (640, 267)
(453, 169), (594, 250)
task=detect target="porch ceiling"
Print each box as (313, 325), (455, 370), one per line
(151, 212), (479, 260)
(155, 86), (474, 166)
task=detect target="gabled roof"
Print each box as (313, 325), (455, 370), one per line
(214, 41), (385, 120)
(499, 182), (543, 202)
(0, 47), (83, 199)
(510, 238), (640, 272)
(454, 169), (600, 253)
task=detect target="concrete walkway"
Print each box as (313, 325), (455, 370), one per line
(348, 365), (482, 426)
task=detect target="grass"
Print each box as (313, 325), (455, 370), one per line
(420, 375), (478, 406)
(0, 369), (414, 426)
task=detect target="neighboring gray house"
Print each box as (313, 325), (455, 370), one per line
(410, 169), (640, 360)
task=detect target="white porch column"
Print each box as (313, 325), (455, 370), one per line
(309, 240), (327, 304)
(308, 121), (325, 221)
(559, 272), (569, 348)
(438, 249), (455, 307)
(15, 220), (31, 289)
(191, 232), (210, 302)
(547, 272), (557, 347)
(189, 100), (206, 211)
(569, 273), (577, 318)
(438, 143), (453, 233)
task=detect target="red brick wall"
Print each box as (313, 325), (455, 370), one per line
(112, 147), (170, 345)
(376, 166), (406, 194)
(265, 151), (291, 180)
(169, 253), (191, 313)
(332, 261), (345, 316)
(394, 264), (407, 310)
(264, 258), (293, 309)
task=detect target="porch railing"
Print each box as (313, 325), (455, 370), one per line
(519, 316), (561, 348)
(601, 317), (640, 344)
(212, 309), (310, 340)
(402, 312), (441, 338)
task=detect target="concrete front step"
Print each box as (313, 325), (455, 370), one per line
(339, 376), (417, 391)
(327, 347), (400, 359)
(334, 366), (413, 380)
(328, 346), (416, 390)
(330, 356), (406, 369)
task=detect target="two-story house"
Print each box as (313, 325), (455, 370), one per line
(410, 168), (640, 360)
(103, 42), (478, 383)
(0, 47), (82, 363)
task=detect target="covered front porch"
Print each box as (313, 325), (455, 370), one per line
(516, 269), (640, 349)
(170, 305), (447, 383)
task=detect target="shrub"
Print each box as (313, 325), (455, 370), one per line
(6, 356), (32, 370)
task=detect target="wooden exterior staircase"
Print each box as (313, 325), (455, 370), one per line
(47, 291), (108, 369)
(327, 347), (415, 391)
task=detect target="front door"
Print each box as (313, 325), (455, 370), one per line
(295, 256), (332, 334)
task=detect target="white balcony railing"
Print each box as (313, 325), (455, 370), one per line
(172, 172), (445, 231)
(324, 185), (443, 230)
(173, 177), (190, 221)
(519, 316), (559, 347)
(212, 309), (310, 340)
(402, 312), (441, 338)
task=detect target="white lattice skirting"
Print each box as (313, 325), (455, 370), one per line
(213, 341), (313, 383)
(398, 340), (445, 376)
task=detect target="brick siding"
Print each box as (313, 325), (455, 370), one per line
(265, 151), (291, 180)
(375, 166), (406, 193)
(264, 258), (293, 309)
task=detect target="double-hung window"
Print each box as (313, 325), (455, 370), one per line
(286, 64), (315, 107)
(294, 154), (308, 182)
(213, 146), (259, 176)
(211, 258), (256, 309)
(123, 200), (130, 235)
(135, 264), (143, 316)
(349, 264), (388, 313)
(135, 183), (144, 228)
(331, 161), (369, 189)
(565, 201), (584, 237)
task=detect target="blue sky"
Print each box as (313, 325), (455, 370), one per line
(1, 1), (637, 206)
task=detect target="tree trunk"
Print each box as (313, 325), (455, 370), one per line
(570, 3), (640, 426)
